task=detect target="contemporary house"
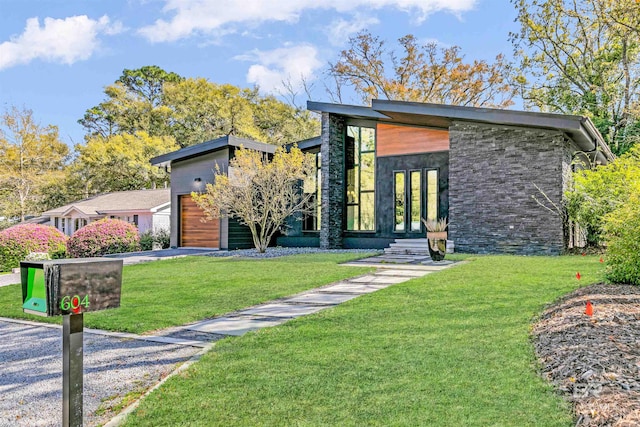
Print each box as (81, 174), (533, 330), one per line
(150, 135), (275, 249)
(280, 100), (614, 255)
(152, 100), (614, 255)
(42, 189), (170, 237)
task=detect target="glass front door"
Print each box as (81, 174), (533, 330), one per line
(394, 168), (439, 233)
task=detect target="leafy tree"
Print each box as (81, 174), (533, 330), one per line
(79, 65), (183, 138)
(603, 188), (640, 285)
(70, 132), (178, 195)
(163, 78), (319, 147)
(329, 31), (516, 107)
(566, 144), (640, 244)
(81, 70), (319, 148)
(192, 146), (315, 252)
(510, 0), (640, 155)
(0, 107), (69, 221)
(163, 78), (263, 147)
(252, 96), (319, 146)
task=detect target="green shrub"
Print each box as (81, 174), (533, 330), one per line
(0, 224), (68, 271)
(67, 219), (140, 258)
(567, 145), (640, 245)
(50, 248), (68, 259)
(139, 228), (170, 251)
(603, 192), (640, 285)
(139, 230), (154, 251)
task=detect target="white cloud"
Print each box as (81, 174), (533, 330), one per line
(138, 0), (477, 43)
(236, 44), (322, 94)
(0, 15), (123, 70)
(327, 15), (380, 46)
(421, 37), (451, 48)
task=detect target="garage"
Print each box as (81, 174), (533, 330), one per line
(179, 195), (220, 248)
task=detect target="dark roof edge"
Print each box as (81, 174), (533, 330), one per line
(373, 99), (615, 164)
(150, 135), (274, 166)
(580, 117), (615, 163)
(372, 99), (585, 130)
(307, 101), (391, 119)
(288, 136), (321, 151)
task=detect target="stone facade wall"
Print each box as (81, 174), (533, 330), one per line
(448, 121), (572, 255)
(320, 113), (345, 248)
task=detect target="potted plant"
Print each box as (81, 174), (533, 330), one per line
(421, 217), (448, 261)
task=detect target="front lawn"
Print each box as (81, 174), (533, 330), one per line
(0, 253), (373, 333)
(123, 255), (603, 426)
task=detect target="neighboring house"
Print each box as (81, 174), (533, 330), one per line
(279, 100), (614, 255)
(42, 189), (171, 237)
(150, 135), (275, 249)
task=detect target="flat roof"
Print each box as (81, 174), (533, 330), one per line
(289, 136), (321, 151)
(150, 135), (275, 167)
(308, 99), (614, 164)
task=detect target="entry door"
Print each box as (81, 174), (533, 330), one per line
(393, 169), (439, 234)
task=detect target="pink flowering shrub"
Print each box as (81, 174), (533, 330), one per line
(0, 224), (68, 271)
(67, 219), (140, 258)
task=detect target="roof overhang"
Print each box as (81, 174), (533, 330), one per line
(289, 136), (321, 152)
(150, 135), (276, 167)
(150, 202), (171, 213)
(307, 101), (391, 120)
(372, 100), (614, 164)
(308, 99), (614, 165)
(60, 206), (95, 217)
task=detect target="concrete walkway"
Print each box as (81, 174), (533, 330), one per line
(146, 253), (457, 346)
(0, 273), (19, 288)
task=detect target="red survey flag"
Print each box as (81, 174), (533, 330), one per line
(585, 300), (593, 316)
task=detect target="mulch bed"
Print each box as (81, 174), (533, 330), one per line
(533, 284), (640, 426)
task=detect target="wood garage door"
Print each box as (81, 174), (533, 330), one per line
(179, 195), (220, 248)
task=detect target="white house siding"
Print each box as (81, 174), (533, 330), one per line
(152, 206), (171, 233)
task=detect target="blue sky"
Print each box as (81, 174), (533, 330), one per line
(0, 0), (519, 146)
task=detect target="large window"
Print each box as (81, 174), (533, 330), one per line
(394, 171), (405, 232)
(346, 125), (376, 231)
(426, 169), (439, 222)
(303, 152), (322, 231)
(410, 170), (421, 231)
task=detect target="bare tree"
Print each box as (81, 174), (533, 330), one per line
(329, 31), (516, 107)
(191, 146), (315, 252)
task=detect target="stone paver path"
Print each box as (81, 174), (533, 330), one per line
(169, 254), (456, 341)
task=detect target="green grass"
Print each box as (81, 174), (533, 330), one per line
(122, 255), (604, 427)
(0, 253), (374, 333)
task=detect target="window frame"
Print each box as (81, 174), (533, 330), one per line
(345, 124), (376, 232)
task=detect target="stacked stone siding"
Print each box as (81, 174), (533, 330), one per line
(320, 113), (345, 249)
(449, 121), (570, 255)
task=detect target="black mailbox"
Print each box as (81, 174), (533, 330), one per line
(21, 258), (123, 317)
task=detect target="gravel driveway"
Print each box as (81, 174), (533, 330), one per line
(0, 320), (202, 427)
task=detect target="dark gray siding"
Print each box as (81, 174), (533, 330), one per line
(227, 218), (255, 250)
(448, 121), (572, 255)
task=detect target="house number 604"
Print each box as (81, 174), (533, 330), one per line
(60, 295), (90, 311)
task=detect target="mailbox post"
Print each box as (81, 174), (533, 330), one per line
(20, 258), (123, 427)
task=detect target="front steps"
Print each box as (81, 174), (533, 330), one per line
(384, 238), (455, 255)
(384, 238), (431, 255)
